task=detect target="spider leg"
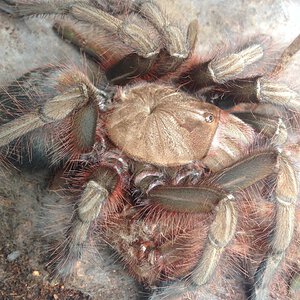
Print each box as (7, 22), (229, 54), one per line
(179, 43), (264, 91)
(55, 1), (198, 82)
(203, 149), (298, 295)
(0, 0), (197, 83)
(53, 17), (161, 84)
(211, 76), (300, 111)
(191, 194), (237, 286)
(148, 149), (297, 293)
(0, 67), (109, 165)
(181, 34), (300, 112)
(271, 33), (300, 76)
(233, 112), (288, 145)
(210, 34), (300, 110)
(55, 179), (107, 277)
(0, 84), (88, 147)
(0, 0), (21, 14)
(251, 153), (298, 299)
(134, 1), (198, 73)
(54, 151), (129, 277)
(0, 1), (161, 78)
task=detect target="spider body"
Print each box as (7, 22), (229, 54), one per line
(0, 1), (300, 299)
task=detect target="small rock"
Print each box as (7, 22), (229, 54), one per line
(32, 270), (40, 277)
(7, 250), (21, 262)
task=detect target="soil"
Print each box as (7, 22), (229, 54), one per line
(0, 170), (92, 300)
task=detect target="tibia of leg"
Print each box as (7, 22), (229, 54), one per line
(233, 112), (288, 145)
(0, 112), (44, 148)
(192, 196), (237, 286)
(57, 180), (107, 276)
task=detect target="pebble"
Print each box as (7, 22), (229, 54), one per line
(32, 270), (40, 277)
(7, 250), (21, 262)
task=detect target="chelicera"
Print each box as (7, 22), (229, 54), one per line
(0, 0), (300, 299)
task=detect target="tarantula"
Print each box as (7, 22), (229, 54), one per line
(1, 0), (300, 299)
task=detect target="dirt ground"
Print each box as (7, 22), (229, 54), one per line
(0, 1), (300, 299)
